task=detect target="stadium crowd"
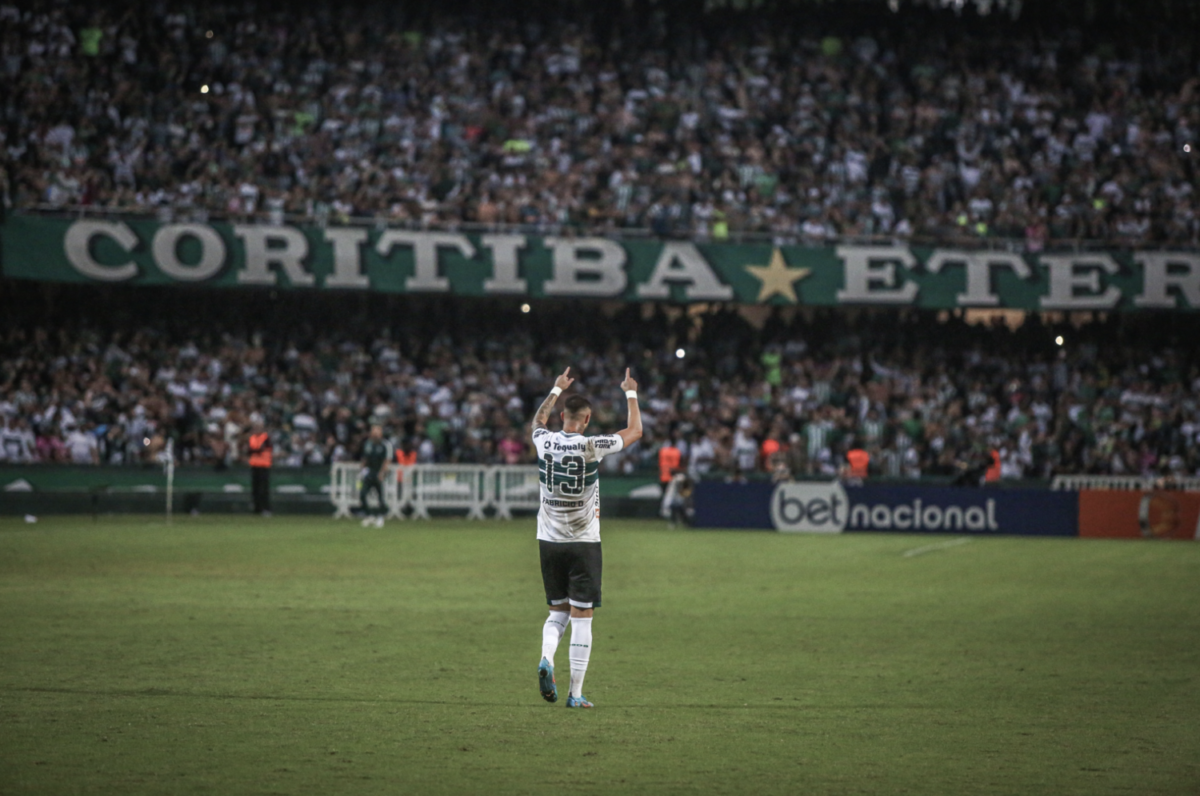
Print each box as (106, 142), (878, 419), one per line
(2, 1), (1197, 246)
(1, 288), (1198, 483)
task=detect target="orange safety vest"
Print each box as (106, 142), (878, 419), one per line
(395, 449), (417, 481)
(760, 438), (781, 469)
(248, 432), (272, 468)
(847, 448), (869, 478)
(985, 449), (1001, 482)
(658, 445), (681, 483)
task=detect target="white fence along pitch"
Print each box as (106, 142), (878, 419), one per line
(408, 465), (490, 519)
(493, 466), (542, 519)
(332, 463), (554, 519)
(1051, 475), (1200, 491)
(330, 462), (361, 518)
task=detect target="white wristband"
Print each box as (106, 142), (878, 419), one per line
(625, 390), (638, 400)
(550, 386), (563, 397)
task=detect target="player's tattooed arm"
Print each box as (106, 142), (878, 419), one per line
(533, 367), (574, 430)
(531, 393), (557, 431)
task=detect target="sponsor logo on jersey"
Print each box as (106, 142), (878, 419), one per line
(593, 438), (615, 449)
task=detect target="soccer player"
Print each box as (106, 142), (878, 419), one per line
(358, 424), (393, 527)
(532, 366), (641, 708)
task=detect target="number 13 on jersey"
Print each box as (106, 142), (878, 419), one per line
(540, 453), (596, 496)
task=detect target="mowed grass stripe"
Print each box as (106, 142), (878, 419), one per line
(1, 515), (1197, 795)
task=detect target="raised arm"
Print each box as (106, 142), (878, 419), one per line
(532, 367), (575, 431)
(617, 368), (642, 448)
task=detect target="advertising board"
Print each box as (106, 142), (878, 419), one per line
(694, 481), (1078, 536)
(1078, 490), (1200, 539)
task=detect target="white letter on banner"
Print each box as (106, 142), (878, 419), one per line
(925, 250), (1032, 307)
(481, 234), (528, 294)
(375, 231), (474, 292)
(63, 220), (139, 282)
(152, 224), (226, 282)
(835, 245), (919, 304)
(1039, 254), (1120, 309)
(543, 237), (627, 297)
(637, 242), (734, 300)
(1133, 252), (1200, 309)
(235, 225), (314, 286)
(323, 228), (369, 288)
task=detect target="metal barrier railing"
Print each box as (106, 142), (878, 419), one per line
(329, 463), (542, 519)
(1051, 475), (1200, 491)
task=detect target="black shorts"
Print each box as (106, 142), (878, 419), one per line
(539, 540), (602, 609)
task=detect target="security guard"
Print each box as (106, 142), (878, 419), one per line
(658, 438), (682, 486)
(247, 414), (273, 516)
(846, 447), (870, 480)
(395, 437), (418, 470)
(985, 447), (1001, 483)
(658, 437), (683, 521)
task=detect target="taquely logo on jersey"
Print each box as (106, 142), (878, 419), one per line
(771, 482), (1000, 533)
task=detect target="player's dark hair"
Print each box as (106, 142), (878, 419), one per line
(563, 394), (591, 418)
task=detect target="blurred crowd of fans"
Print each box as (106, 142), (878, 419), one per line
(2, 288), (1197, 484)
(2, 1), (1197, 245)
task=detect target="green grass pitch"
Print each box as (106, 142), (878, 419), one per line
(1, 515), (1198, 795)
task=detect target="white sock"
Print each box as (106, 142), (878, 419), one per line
(541, 610), (570, 665)
(568, 617), (593, 698)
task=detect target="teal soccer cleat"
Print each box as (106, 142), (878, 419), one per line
(538, 658), (557, 703)
(565, 694), (594, 708)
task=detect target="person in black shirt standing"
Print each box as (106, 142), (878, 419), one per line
(359, 424), (393, 527)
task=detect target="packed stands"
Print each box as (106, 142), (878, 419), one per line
(2, 1), (1196, 245)
(3, 1), (1198, 485)
(2, 284), (1198, 482)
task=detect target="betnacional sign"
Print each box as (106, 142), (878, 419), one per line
(694, 481), (1079, 536)
(3, 215), (1199, 310)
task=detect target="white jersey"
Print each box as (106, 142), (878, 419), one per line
(533, 427), (624, 543)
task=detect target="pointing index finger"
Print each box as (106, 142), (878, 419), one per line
(625, 367), (630, 380)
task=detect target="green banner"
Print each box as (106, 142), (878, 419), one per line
(2, 214), (1198, 310)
